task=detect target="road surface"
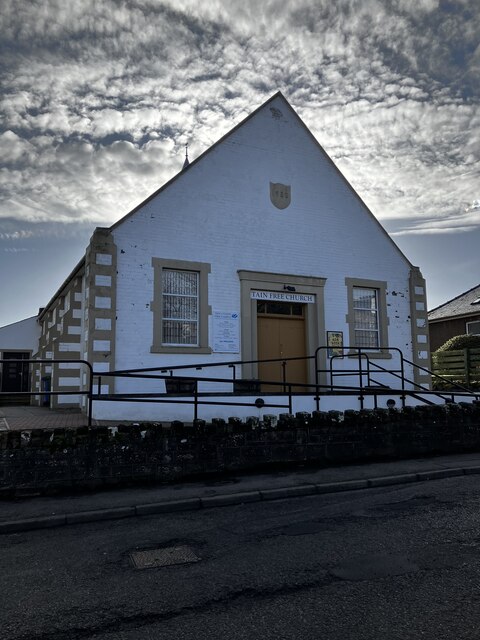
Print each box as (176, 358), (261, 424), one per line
(2, 476), (480, 639)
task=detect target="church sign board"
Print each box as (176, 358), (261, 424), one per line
(250, 290), (315, 304)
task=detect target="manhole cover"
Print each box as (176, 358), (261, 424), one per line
(130, 545), (200, 569)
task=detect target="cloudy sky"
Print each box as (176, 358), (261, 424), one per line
(1, 0), (479, 327)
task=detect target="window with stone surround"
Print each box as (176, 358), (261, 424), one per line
(151, 258), (211, 354)
(345, 277), (389, 357)
(352, 287), (379, 348)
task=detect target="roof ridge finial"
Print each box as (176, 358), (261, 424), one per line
(182, 142), (190, 169)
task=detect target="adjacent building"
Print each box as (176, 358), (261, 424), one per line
(0, 316), (40, 401)
(428, 284), (480, 351)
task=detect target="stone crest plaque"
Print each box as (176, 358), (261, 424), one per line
(270, 182), (291, 209)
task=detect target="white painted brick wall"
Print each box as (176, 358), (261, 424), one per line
(68, 325), (81, 335)
(0, 315), (40, 351)
(93, 362), (110, 372)
(94, 296), (111, 309)
(112, 96), (414, 381)
(58, 394), (80, 404)
(59, 377), (81, 387)
(95, 318), (112, 331)
(96, 253), (112, 265)
(93, 340), (111, 351)
(95, 275), (112, 287)
(59, 342), (81, 352)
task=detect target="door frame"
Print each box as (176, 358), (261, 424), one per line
(238, 270), (327, 386)
(0, 351), (31, 393)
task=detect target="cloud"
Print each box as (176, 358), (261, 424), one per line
(0, 0), (479, 237)
(0, 229), (34, 240)
(465, 199), (480, 212)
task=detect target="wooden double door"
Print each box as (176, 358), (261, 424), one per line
(257, 301), (307, 392)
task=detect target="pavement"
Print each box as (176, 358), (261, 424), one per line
(2, 449), (480, 535)
(0, 404), (122, 430)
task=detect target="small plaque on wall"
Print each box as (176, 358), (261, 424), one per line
(213, 311), (240, 353)
(327, 331), (344, 358)
(270, 182), (291, 209)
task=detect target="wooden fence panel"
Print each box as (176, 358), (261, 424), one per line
(432, 348), (480, 383)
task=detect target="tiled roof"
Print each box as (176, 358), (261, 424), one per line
(428, 283), (480, 321)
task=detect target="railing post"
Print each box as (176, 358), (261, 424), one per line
(400, 351), (406, 409)
(194, 380), (198, 422)
(282, 360), (287, 392)
(288, 384), (293, 414)
(329, 355), (334, 391)
(358, 349), (364, 410)
(366, 356), (371, 387)
(87, 363), (93, 428)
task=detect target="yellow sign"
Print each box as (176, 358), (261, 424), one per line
(327, 331), (344, 358)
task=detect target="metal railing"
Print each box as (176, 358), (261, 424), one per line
(0, 358), (94, 426)
(92, 346), (480, 418)
(93, 356), (321, 420)
(1, 349), (479, 424)
(314, 345), (479, 410)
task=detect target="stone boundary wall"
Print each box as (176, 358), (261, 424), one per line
(1, 403), (480, 498)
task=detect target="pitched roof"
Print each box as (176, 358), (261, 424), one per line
(39, 91), (416, 319)
(428, 283), (480, 321)
(37, 256), (85, 322)
(0, 315), (38, 330)
(108, 92), (414, 268)
(109, 92), (285, 231)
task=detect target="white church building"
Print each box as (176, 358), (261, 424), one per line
(2, 92), (432, 421)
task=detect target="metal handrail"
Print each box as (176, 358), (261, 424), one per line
(105, 354), (316, 376)
(0, 358), (94, 426)
(93, 371), (334, 421)
(101, 346), (479, 406)
(93, 346), (479, 421)
(315, 345), (479, 410)
(2, 348), (479, 426)
(315, 346), (405, 410)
